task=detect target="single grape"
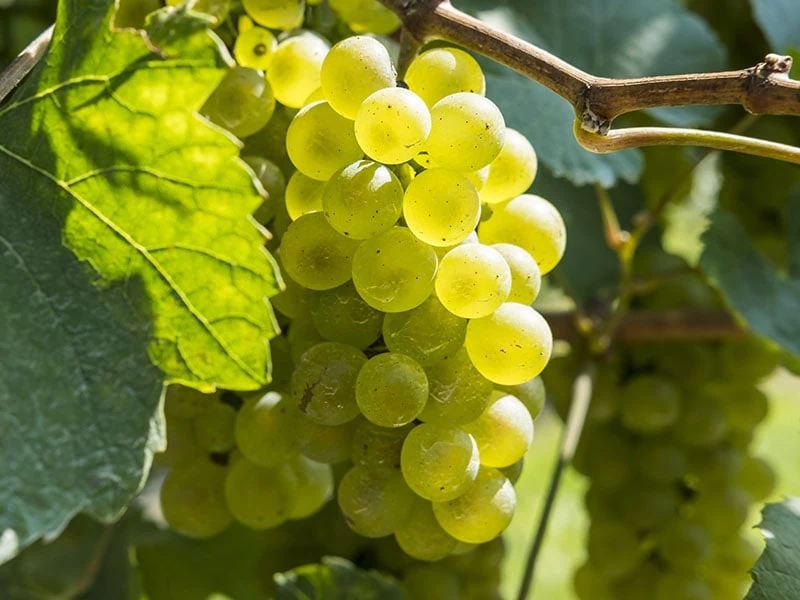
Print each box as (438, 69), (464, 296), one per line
(166, 0), (229, 23)
(619, 375), (681, 434)
(435, 244), (511, 318)
(464, 392), (533, 468)
(287, 317), (324, 364)
(351, 421), (413, 470)
(356, 353), (429, 427)
(193, 400), (237, 453)
(718, 338), (780, 382)
(271, 263), (316, 319)
(720, 387), (769, 432)
(657, 519), (712, 568)
(285, 171), (325, 220)
(245, 156), (286, 224)
(395, 499), (458, 561)
(355, 87), (431, 164)
(298, 414), (362, 464)
(234, 392), (302, 467)
(242, 0), (304, 30)
(154, 415), (200, 468)
(735, 455), (776, 501)
(692, 487), (752, 538)
(586, 518), (641, 579)
(233, 22), (277, 70)
(498, 376), (546, 419)
(402, 565), (462, 600)
(310, 281), (383, 349)
(420, 348), (493, 425)
(574, 426), (633, 490)
(573, 562), (614, 600)
(202, 66), (275, 138)
(480, 129), (538, 204)
(500, 458), (524, 485)
(674, 401), (727, 447)
(328, 0), (400, 35)
(164, 384), (216, 418)
(337, 465), (416, 537)
(405, 47), (486, 107)
(687, 447), (744, 488)
(613, 481), (680, 531)
(288, 455), (334, 519)
(634, 438), (686, 483)
(490, 243), (541, 305)
(224, 458), (298, 529)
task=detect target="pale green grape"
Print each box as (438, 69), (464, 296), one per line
(328, 0), (400, 34)
(478, 194), (566, 274)
(655, 575), (712, 600)
(288, 455), (334, 519)
(290, 341), (366, 425)
(164, 385), (216, 418)
(465, 303), (553, 386)
(619, 375), (681, 434)
(719, 338), (780, 382)
(735, 455), (776, 501)
(351, 421), (412, 469)
(382, 296), (467, 367)
(202, 66), (275, 138)
(614, 481), (680, 531)
(425, 92), (505, 172)
(586, 519), (641, 579)
(234, 392), (302, 467)
(611, 563), (661, 600)
(323, 159), (403, 238)
(154, 416), (200, 468)
(401, 423), (479, 501)
(435, 244), (511, 318)
(395, 499), (458, 561)
(403, 169), (481, 246)
(464, 392), (533, 468)
(356, 353), (429, 427)
(166, 0), (229, 22)
(337, 465), (416, 537)
(720, 387), (769, 432)
(233, 23), (277, 70)
(693, 487), (751, 538)
(271, 261), (315, 319)
(160, 457), (232, 538)
(657, 519), (712, 568)
(321, 35), (396, 119)
(285, 171), (325, 220)
(224, 458), (298, 529)
(634, 438), (686, 483)
(245, 156), (286, 224)
(710, 533), (760, 573)
(242, 0), (304, 30)
(287, 317), (324, 363)
(433, 467), (515, 544)
(310, 281), (383, 349)
(193, 401), (237, 453)
(465, 165), (490, 191)
(491, 243), (541, 305)
(480, 128), (538, 204)
(574, 426), (632, 490)
(352, 226), (437, 312)
(355, 87), (431, 164)
(286, 101), (363, 179)
(298, 414), (362, 463)
(304, 87), (326, 104)
(500, 458), (524, 485)
(402, 565), (462, 599)
(498, 376), (546, 419)
(420, 348), (493, 425)
(573, 562), (613, 600)
(405, 47), (485, 107)
(674, 402), (727, 447)
(279, 212), (360, 290)
(687, 447), (743, 488)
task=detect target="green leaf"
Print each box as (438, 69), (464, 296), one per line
(745, 498), (800, 600)
(455, 0), (726, 186)
(274, 557), (405, 600)
(750, 0), (800, 53)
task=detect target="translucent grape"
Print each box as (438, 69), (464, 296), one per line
(242, 0), (304, 31)
(351, 226), (438, 312)
(465, 165), (490, 191)
(498, 376), (546, 420)
(166, 0), (229, 23)
(720, 387), (768, 432)
(401, 423), (479, 501)
(403, 169), (481, 246)
(586, 518), (641, 579)
(233, 23), (277, 70)
(234, 392), (302, 467)
(351, 421), (412, 469)
(202, 66), (275, 138)
(614, 481), (680, 531)
(395, 499), (458, 561)
(271, 262), (316, 319)
(619, 375), (681, 434)
(356, 353), (429, 427)
(193, 401), (237, 453)
(491, 243), (541, 305)
(480, 129), (538, 204)
(224, 458), (297, 529)
(435, 244), (511, 318)
(405, 47), (486, 107)
(655, 575), (712, 600)
(285, 171), (325, 220)
(154, 416), (200, 468)
(464, 393), (533, 468)
(735, 455), (776, 501)
(674, 402), (727, 447)
(245, 156), (286, 224)
(465, 303), (553, 386)
(328, 0), (400, 35)
(693, 487), (751, 537)
(658, 519), (712, 568)
(337, 465), (416, 537)
(288, 455), (334, 519)
(355, 87), (431, 164)
(298, 414), (362, 464)
(500, 458), (524, 485)
(634, 438), (686, 483)
(310, 281), (383, 349)
(573, 562), (613, 600)
(164, 385), (216, 418)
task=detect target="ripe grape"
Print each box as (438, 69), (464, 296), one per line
(154, 416), (200, 468)
(224, 458), (298, 529)
(285, 171), (325, 220)
(355, 87), (431, 164)
(310, 281), (383, 349)
(402, 565), (463, 599)
(587, 519), (641, 579)
(498, 376), (546, 419)
(693, 487), (751, 538)
(735, 455), (776, 501)
(405, 47), (486, 107)
(337, 465), (415, 537)
(356, 353), (429, 427)
(395, 499), (458, 561)
(634, 438), (686, 484)
(463, 392), (534, 468)
(245, 156), (286, 223)
(193, 400), (237, 453)
(674, 402), (727, 447)
(233, 21), (277, 70)
(619, 375), (681, 434)
(480, 128), (538, 204)
(288, 455), (334, 519)
(328, 0), (400, 34)
(657, 519), (712, 568)
(235, 392), (302, 467)
(435, 244), (511, 318)
(164, 384), (215, 418)
(351, 421), (413, 469)
(654, 575), (712, 600)
(202, 66), (275, 138)
(490, 243), (541, 305)
(420, 348), (493, 425)
(243, 0), (304, 30)
(298, 415), (362, 464)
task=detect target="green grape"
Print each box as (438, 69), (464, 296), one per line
(328, 0), (400, 35)
(500, 458), (524, 485)
(290, 341), (366, 425)
(202, 66), (275, 138)
(272, 261), (316, 319)
(405, 47), (486, 107)
(166, 0), (229, 23)
(298, 414), (362, 463)
(402, 565), (462, 600)
(425, 92), (505, 172)
(285, 171), (325, 220)
(242, 0), (304, 30)
(233, 23), (277, 69)
(420, 348), (493, 425)
(164, 384), (216, 418)
(279, 212), (360, 290)
(720, 387), (769, 432)
(320, 35), (396, 119)
(735, 455), (776, 501)
(710, 533), (761, 573)
(193, 400), (237, 453)
(267, 334), (294, 391)
(634, 438), (686, 484)
(154, 416), (200, 468)
(478, 194), (566, 274)
(242, 104), (295, 174)
(288, 455), (334, 519)
(356, 353), (429, 427)
(355, 87), (431, 164)
(160, 457), (232, 539)
(619, 375), (681, 434)
(674, 401), (727, 447)
(351, 420), (412, 469)
(613, 482), (680, 531)
(224, 458), (298, 529)
(586, 519), (641, 579)
(718, 338), (780, 382)
(323, 159), (404, 239)
(464, 392), (533, 468)
(304, 87), (326, 104)
(395, 499), (458, 561)
(574, 426), (633, 490)
(435, 244), (511, 318)
(480, 128), (538, 204)
(351, 226), (437, 312)
(611, 562), (661, 600)
(464, 302), (553, 385)
(490, 243), (541, 305)
(244, 156), (286, 224)
(657, 519), (712, 568)
(687, 447), (744, 488)
(465, 165), (490, 190)
(693, 487), (751, 538)
(234, 392), (302, 467)
(382, 296), (467, 367)
(586, 367), (620, 423)
(498, 376), (546, 419)
(287, 317), (324, 363)
(403, 169), (481, 246)
(310, 281), (383, 349)
(401, 423), (479, 501)
(286, 101), (363, 179)
(655, 574), (712, 600)
(337, 465), (416, 537)
(433, 467), (515, 544)
(573, 562), (614, 600)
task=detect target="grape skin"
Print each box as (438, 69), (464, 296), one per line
(224, 458), (298, 529)
(435, 244), (511, 319)
(243, 0), (305, 30)
(463, 392), (534, 468)
(356, 352), (429, 427)
(337, 465), (416, 537)
(405, 47), (486, 107)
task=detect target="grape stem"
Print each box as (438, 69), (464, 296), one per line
(0, 24), (54, 105)
(378, 0), (800, 162)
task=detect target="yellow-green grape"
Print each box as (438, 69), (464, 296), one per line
(321, 35), (397, 119)
(279, 212), (360, 290)
(403, 565), (462, 599)
(674, 402), (727, 447)
(244, 156), (286, 224)
(480, 129), (538, 204)
(735, 455), (776, 501)
(328, 0), (400, 34)
(687, 447), (743, 488)
(288, 455), (334, 519)
(614, 482), (680, 531)
(401, 423), (479, 501)
(271, 260), (316, 319)
(435, 244), (511, 318)
(464, 303), (553, 385)
(285, 171), (325, 220)
(154, 416), (200, 468)
(403, 169), (481, 247)
(710, 534), (760, 574)
(356, 353), (429, 427)
(573, 562), (614, 600)
(434, 230), (479, 260)
(693, 487), (751, 538)
(720, 387), (769, 432)
(268, 32), (330, 108)
(619, 375), (681, 434)
(323, 160), (404, 239)
(286, 101), (363, 180)
(290, 342), (366, 425)
(337, 465), (416, 537)
(719, 338), (780, 382)
(351, 226), (437, 312)
(233, 25), (277, 69)
(202, 66), (275, 138)
(304, 87), (326, 105)
(478, 194), (566, 274)
(420, 347), (493, 425)
(657, 519), (712, 568)
(634, 438), (686, 484)
(288, 317), (324, 363)
(498, 376), (546, 419)
(395, 499), (458, 561)
(464, 392), (533, 468)
(311, 281), (383, 349)
(500, 458), (524, 485)
(164, 385), (216, 418)
(242, 0), (304, 30)
(355, 87), (431, 165)
(193, 401), (237, 453)
(382, 296), (467, 367)
(166, 0), (230, 23)
(465, 165), (490, 191)
(655, 575), (712, 600)
(298, 415), (362, 463)
(587, 519), (642, 579)
(224, 458), (298, 529)
(350, 420), (412, 469)
(160, 457), (232, 539)
(234, 392), (302, 467)
(425, 92), (505, 172)
(432, 467), (515, 544)
(405, 47), (486, 107)
(491, 243), (541, 304)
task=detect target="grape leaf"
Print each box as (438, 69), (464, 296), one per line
(750, 0), (800, 53)
(745, 498), (800, 600)
(274, 557), (405, 600)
